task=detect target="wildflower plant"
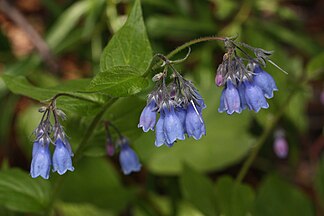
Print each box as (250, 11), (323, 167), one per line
(3, 0), (318, 215)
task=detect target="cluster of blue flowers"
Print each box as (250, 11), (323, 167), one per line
(31, 105), (74, 179)
(215, 39), (278, 114)
(138, 56), (206, 147)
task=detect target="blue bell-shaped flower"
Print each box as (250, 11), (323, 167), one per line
(52, 138), (74, 175)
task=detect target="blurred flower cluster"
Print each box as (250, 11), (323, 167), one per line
(31, 101), (74, 179)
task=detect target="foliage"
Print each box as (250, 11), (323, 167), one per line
(0, 0), (323, 215)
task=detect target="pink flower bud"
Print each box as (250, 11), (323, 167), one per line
(273, 136), (288, 159)
(215, 74), (223, 87)
(106, 143), (115, 156)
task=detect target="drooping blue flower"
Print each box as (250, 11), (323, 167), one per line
(243, 80), (269, 112)
(119, 140), (141, 175)
(219, 80), (241, 114)
(155, 112), (166, 147)
(185, 103), (206, 140)
(30, 140), (51, 179)
(163, 106), (185, 145)
(138, 100), (156, 132)
(253, 65), (278, 99)
(52, 138), (74, 175)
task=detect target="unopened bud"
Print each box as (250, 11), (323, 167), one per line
(273, 129), (288, 159)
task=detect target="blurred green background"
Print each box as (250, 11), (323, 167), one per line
(0, 0), (323, 215)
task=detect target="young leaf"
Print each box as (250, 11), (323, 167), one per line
(0, 169), (51, 213)
(87, 66), (148, 96)
(215, 176), (255, 216)
(254, 174), (314, 216)
(99, 0), (152, 73)
(180, 165), (218, 216)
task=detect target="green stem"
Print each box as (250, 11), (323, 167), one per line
(166, 36), (225, 60)
(144, 36), (225, 76)
(236, 90), (297, 183)
(74, 97), (118, 162)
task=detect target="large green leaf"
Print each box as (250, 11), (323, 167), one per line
(87, 66), (148, 96)
(55, 202), (113, 216)
(180, 165), (218, 216)
(99, 0), (152, 73)
(0, 169), (51, 213)
(134, 73), (253, 174)
(254, 174), (314, 216)
(215, 176), (255, 216)
(1, 74), (110, 115)
(58, 157), (133, 214)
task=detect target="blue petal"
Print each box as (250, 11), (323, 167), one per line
(254, 65), (278, 99)
(119, 144), (141, 175)
(218, 89), (227, 113)
(175, 107), (187, 134)
(53, 139), (74, 175)
(163, 107), (185, 144)
(155, 113), (166, 147)
(32, 140), (40, 158)
(237, 83), (248, 110)
(30, 142), (51, 179)
(244, 81), (269, 112)
(185, 104), (206, 140)
(138, 100), (156, 132)
(224, 80), (241, 114)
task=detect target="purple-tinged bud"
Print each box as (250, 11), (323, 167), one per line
(215, 74), (224, 87)
(273, 137), (288, 159)
(273, 129), (288, 159)
(321, 89), (324, 105)
(106, 141), (115, 156)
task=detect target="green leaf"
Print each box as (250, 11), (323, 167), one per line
(55, 202), (113, 216)
(87, 66), (149, 96)
(254, 174), (314, 216)
(99, 0), (152, 73)
(0, 169), (51, 213)
(306, 52), (324, 80)
(1, 74), (110, 115)
(58, 157), (133, 213)
(215, 176), (255, 216)
(134, 72), (253, 174)
(180, 165), (218, 216)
